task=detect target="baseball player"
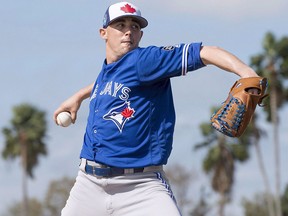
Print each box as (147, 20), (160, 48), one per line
(53, 2), (259, 216)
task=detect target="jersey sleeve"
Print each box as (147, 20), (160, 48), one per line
(136, 43), (205, 83)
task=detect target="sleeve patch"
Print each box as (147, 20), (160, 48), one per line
(162, 44), (180, 51)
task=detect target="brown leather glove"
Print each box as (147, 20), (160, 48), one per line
(211, 77), (268, 137)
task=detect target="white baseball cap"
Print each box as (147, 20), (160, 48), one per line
(103, 2), (148, 29)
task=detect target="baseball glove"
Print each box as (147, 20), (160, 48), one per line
(211, 77), (268, 137)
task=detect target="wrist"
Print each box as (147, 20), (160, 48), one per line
(239, 68), (259, 78)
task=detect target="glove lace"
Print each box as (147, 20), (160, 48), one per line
(213, 97), (245, 137)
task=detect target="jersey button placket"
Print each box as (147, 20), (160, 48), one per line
(93, 108), (99, 135)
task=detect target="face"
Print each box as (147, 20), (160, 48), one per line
(100, 17), (143, 63)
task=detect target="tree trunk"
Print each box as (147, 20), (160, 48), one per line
(218, 193), (225, 216)
(20, 134), (29, 216)
(270, 69), (282, 216)
(254, 141), (275, 216)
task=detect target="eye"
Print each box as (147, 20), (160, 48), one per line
(132, 24), (140, 30)
(116, 23), (125, 28)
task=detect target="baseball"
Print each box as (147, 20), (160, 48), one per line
(57, 112), (72, 127)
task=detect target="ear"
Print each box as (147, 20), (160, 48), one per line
(140, 31), (144, 40)
(99, 28), (107, 40)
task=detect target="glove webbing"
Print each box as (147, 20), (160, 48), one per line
(212, 97), (246, 137)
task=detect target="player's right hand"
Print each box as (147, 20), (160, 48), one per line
(53, 82), (94, 125)
(53, 94), (81, 125)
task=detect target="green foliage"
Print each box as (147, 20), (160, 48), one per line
(242, 193), (274, 216)
(250, 32), (288, 216)
(202, 146), (221, 173)
(1, 176), (75, 216)
(1, 128), (19, 158)
(242, 186), (288, 216)
(196, 113), (255, 175)
(1, 103), (48, 178)
(166, 163), (194, 212)
(190, 199), (209, 216)
(43, 177), (75, 216)
(250, 32), (288, 121)
(241, 184), (288, 216)
(230, 144), (249, 162)
(2, 198), (43, 216)
(282, 185), (288, 216)
(194, 106), (220, 150)
(190, 188), (210, 216)
(200, 122), (215, 137)
(194, 107), (265, 215)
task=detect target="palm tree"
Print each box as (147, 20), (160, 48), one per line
(1, 103), (48, 216)
(190, 187), (210, 216)
(281, 184), (288, 216)
(194, 107), (252, 216)
(249, 115), (274, 216)
(165, 163), (194, 211)
(44, 177), (75, 216)
(250, 32), (288, 216)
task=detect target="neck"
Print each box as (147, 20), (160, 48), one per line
(105, 53), (121, 64)
(105, 46), (138, 64)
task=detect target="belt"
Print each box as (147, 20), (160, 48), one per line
(81, 159), (163, 177)
(85, 165), (145, 177)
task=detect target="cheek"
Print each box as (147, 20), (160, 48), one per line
(106, 29), (120, 39)
(106, 32), (120, 44)
(136, 31), (143, 40)
(134, 33), (142, 44)
(107, 37), (121, 51)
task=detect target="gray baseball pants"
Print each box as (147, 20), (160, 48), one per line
(61, 160), (182, 216)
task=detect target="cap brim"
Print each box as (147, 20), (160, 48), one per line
(108, 15), (148, 28)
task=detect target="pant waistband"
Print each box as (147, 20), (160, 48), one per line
(80, 158), (163, 177)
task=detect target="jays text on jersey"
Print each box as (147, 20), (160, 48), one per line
(80, 43), (205, 168)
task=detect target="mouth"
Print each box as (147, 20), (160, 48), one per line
(121, 40), (133, 45)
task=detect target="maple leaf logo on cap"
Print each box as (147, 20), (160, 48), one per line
(121, 4), (136, 13)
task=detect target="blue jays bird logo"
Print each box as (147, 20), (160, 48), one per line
(103, 101), (135, 132)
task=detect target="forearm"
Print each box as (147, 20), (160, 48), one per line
(75, 82), (94, 102)
(62, 82), (94, 110)
(53, 82), (94, 123)
(200, 46), (259, 78)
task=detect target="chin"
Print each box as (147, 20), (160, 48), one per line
(122, 46), (136, 54)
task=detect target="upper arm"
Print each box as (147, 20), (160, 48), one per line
(199, 46), (222, 65)
(199, 45), (259, 78)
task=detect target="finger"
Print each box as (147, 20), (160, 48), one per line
(53, 110), (60, 125)
(70, 111), (77, 124)
(53, 107), (68, 124)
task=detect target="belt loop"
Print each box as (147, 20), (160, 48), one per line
(124, 168), (134, 174)
(79, 158), (87, 173)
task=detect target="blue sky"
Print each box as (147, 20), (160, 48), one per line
(1, 0), (288, 215)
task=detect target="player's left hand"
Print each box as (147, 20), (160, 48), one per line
(211, 76), (268, 137)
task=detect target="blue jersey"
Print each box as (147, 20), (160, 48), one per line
(80, 43), (205, 168)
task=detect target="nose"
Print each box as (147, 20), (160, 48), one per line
(124, 27), (132, 36)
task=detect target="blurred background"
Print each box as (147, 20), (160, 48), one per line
(1, 0), (287, 215)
